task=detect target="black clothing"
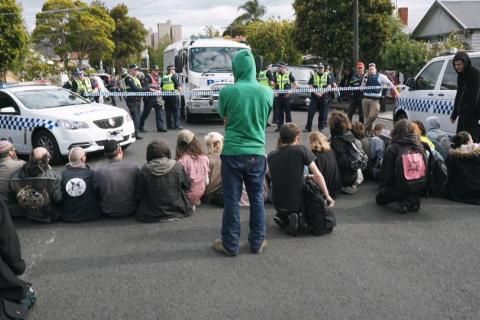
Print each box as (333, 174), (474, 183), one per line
(140, 74), (167, 131)
(267, 145), (316, 212)
(124, 75), (144, 103)
(0, 200), (28, 302)
(444, 145), (480, 204)
(306, 96), (329, 131)
(330, 131), (359, 187)
(451, 51), (480, 142)
(275, 96), (292, 128)
(61, 165), (102, 222)
(347, 74), (364, 123)
(312, 150), (341, 198)
(93, 160), (139, 218)
(135, 158), (192, 222)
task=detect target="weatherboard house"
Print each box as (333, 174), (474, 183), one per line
(412, 0), (480, 51)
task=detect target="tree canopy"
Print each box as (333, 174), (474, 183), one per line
(223, 0), (266, 37)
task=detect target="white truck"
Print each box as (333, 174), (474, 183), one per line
(163, 38), (250, 122)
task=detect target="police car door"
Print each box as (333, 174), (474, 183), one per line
(0, 91), (24, 151)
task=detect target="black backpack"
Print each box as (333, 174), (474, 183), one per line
(345, 139), (368, 171)
(394, 145), (428, 194)
(302, 180), (336, 236)
(425, 145), (448, 197)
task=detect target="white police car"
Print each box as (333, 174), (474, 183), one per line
(395, 51), (480, 136)
(0, 84), (135, 163)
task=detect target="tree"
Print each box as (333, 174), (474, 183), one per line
(246, 19), (303, 65)
(148, 35), (173, 72)
(109, 4), (148, 71)
(223, 0), (266, 37)
(20, 49), (52, 81)
(0, 0), (29, 80)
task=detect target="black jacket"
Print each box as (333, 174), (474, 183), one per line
(135, 158), (192, 222)
(0, 200), (28, 301)
(444, 144), (480, 204)
(330, 130), (358, 187)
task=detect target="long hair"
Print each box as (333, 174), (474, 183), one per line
(412, 120), (427, 136)
(351, 121), (365, 139)
(204, 132), (224, 155)
(328, 111), (352, 135)
(176, 137), (204, 160)
(391, 119), (419, 144)
(309, 131), (331, 152)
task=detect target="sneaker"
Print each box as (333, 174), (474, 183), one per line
(341, 185), (357, 195)
(273, 215), (287, 229)
(303, 128), (311, 132)
(395, 200), (410, 214)
(275, 128), (280, 132)
(139, 128), (147, 133)
(288, 212), (299, 236)
(409, 199), (420, 212)
(135, 134), (143, 140)
(212, 239), (237, 256)
(251, 240), (267, 254)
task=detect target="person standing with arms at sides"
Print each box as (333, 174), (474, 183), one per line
(71, 69), (92, 100)
(258, 63), (275, 127)
(162, 65), (183, 130)
(124, 64), (144, 140)
(273, 62), (298, 132)
(347, 62), (365, 123)
(213, 49), (273, 256)
(140, 65), (167, 133)
(304, 63), (333, 132)
(450, 51), (480, 142)
(361, 63), (399, 136)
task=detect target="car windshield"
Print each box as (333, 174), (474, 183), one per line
(190, 47), (244, 73)
(288, 68), (313, 81)
(13, 88), (90, 109)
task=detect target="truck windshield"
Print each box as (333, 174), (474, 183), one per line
(190, 47), (243, 73)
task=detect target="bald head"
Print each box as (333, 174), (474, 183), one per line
(32, 147), (49, 161)
(68, 147), (86, 167)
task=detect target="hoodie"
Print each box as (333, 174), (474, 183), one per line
(218, 50), (273, 156)
(425, 116), (451, 157)
(451, 52), (480, 122)
(330, 130), (359, 187)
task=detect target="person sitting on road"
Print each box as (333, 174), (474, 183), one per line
(412, 120), (435, 151)
(268, 123), (334, 234)
(176, 130), (210, 208)
(135, 140), (192, 222)
(93, 140), (139, 218)
(369, 124), (391, 180)
(60, 147), (101, 222)
(376, 120), (427, 213)
(352, 121), (370, 158)
(308, 131), (341, 198)
(0, 199), (37, 318)
(425, 116), (451, 159)
(329, 111), (360, 194)
(9, 147), (62, 223)
(203, 132), (224, 206)
(0, 141), (25, 218)
(443, 131), (480, 204)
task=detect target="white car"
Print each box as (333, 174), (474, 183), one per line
(395, 51), (480, 136)
(0, 84), (135, 163)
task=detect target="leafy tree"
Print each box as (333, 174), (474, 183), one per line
(20, 49), (52, 81)
(109, 4), (148, 71)
(223, 0), (266, 37)
(0, 0), (29, 80)
(246, 19), (303, 65)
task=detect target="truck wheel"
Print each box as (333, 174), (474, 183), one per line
(32, 130), (63, 164)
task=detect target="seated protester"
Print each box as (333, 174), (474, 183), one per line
(135, 140), (192, 222)
(0, 141), (25, 218)
(0, 200), (36, 317)
(9, 147), (62, 223)
(61, 148), (101, 222)
(425, 116), (451, 159)
(412, 120), (435, 151)
(203, 132), (224, 206)
(308, 131), (341, 198)
(444, 131), (480, 204)
(351, 121), (370, 158)
(369, 124), (391, 180)
(328, 111), (359, 194)
(176, 130), (210, 207)
(376, 120), (427, 213)
(268, 123), (334, 232)
(93, 140), (139, 218)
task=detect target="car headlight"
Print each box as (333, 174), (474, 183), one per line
(57, 119), (89, 130)
(126, 114), (133, 122)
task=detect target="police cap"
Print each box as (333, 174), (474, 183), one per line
(151, 64), (160, 71)
(167, 65), (175, 71)
(129, 63), (139, 70)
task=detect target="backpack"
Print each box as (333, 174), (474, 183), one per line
(302, 179), (336, 236)
(425, 146), (448, 197)
(395, 146), (427, 194)
(345, 139), (368, 171)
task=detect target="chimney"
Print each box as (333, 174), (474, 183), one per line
(398, 7), (408, 26)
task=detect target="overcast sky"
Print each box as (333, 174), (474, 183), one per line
(19, 0), (436, 36)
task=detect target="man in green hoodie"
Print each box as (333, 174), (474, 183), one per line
(213, 50), (273, 256)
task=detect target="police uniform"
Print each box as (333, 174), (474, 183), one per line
(161, 66), (182, 129)
(258, 68), (275, 124)
(273, 63), (296, 129)
(347, 67), (365, 123)
(305, 65), (333, 131)
(139, 66), (167, 132)
(124, 64), (144, 138)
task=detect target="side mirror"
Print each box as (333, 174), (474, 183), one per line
(405, 77), (414, 89)
(175, 55), (183, 73)
(0, 107), (16, 114)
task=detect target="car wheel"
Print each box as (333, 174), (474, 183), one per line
(32, 130), (63, 164)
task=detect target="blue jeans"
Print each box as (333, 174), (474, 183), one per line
(221, 155), (267, 255)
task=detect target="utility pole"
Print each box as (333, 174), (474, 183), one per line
(353, 0), (359, 63)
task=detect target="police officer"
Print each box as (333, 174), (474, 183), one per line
(139, 65), (167, 133)
(304, 63), (333, 132)
(161, 65), (182, 130)
(257, 63), (275, 126)
(347, 62), (365, 123)
(71, 69), (92, 100)
(273, 62), (297, 131)
(124, 63), (144, 139)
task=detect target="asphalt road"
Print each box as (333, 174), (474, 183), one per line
(13, 103), (480, 320)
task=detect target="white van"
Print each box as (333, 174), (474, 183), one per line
(394, 51), (480, 136)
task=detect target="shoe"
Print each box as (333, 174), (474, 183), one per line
(274, 128), (280, 132)
(303, 128), (311, 133)
(409, 199), (420, 212)
(273, 215), (287, 229)
(212, 239), (237, 256)
(175, 126), (183, 130)
(251, 240), (267, 254)
(395, 200), (410, 214)
(135, 134), (143, 140)
(341, 185), (357, 195)
(139, 128), (147, 133)
(288, 213), (299, 236)
(157, 129), (168, 132)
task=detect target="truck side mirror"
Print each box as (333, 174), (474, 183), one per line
(175, 55), (183, 73)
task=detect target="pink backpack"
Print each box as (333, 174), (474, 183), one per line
(395, 148), (427, 193)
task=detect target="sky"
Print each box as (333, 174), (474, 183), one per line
(18, 0), (436, 36)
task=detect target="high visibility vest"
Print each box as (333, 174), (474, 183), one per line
(126, 74), (142, 91)
(73, 79), (86, 95)
(313, 73), (329, 88)
(162, 74), (175, 91)
(276, 72), (291, 90)
(258, 70), (270, 87)
(82, 77), (92, 93)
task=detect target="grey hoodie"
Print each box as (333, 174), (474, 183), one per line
(425, 116), (451, 157)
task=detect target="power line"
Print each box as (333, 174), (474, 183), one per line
(129, 0), (158, 11)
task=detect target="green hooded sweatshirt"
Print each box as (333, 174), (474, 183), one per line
(218, 50), (273, 156)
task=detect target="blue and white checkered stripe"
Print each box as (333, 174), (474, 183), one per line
(397, 98), (454, 115)
(433, 100), (454, 115)
(0, 115), (58, 131)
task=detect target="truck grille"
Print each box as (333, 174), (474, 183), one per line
(93, 116), (123, 129)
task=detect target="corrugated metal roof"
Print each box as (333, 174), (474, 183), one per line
(439, 1), (480, 29)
